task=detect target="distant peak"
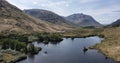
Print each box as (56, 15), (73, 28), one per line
(72, 13), (84, 15)
(65, 13), (102, 27)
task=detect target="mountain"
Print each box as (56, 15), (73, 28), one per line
(65, 13), (102, 27)
(0, 0), (72, 34)
(109, 19), (120, 27)
(24, 9), (75, 27)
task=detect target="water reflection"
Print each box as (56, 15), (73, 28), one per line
(83, 46), (88, 55)
(105, 56), (108, 60)
(37, 40), (62, 45)
(44, 51), (48, 54)
(18, 36), (118, 63)
(71, 37), (75, 41)
(27, 54), (35, 63)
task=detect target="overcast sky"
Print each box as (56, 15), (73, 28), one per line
(7, 0), (120, 24)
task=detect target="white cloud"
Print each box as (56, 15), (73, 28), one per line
(78, 5), (120, 24)
(33, 2), (37, 4)
(7, 0), (71, 15)
(38, 1), (69, 7)
(6, 0), (120, 24)
(79, 0), (99, 3)
(35, 0), (71, 16)
(68, 3), (119, 24)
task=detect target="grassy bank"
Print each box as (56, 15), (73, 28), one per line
(63, 27), (104, 38)
(93, 27), (120, 61)
(64, 27), (120, 62)
(0, 49), (27, 63)
(0, 27), (120, 62)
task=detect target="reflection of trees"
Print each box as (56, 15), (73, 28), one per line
(49, 41), (61, 45)
(37, 40), (62, 45)
(28, 54), (35, 63)
(44, 51), (48, 54)
(71, 37), (75, 41)
(105, 56), (108, 60)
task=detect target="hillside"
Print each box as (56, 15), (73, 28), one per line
(65, 13), (102, 27)
(109, 19), (120, 27)
(0, 0), (72, 34)
(24, 9), (75, 27)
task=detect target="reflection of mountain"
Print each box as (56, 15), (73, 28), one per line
(65, 13), (102, 27)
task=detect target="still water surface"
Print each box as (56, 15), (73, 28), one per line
(17, 36), (118, 63)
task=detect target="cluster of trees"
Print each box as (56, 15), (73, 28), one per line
(0, 33), (63, 53)
(7, 34), (29, 42)
(0, 34), (29, 42)
(0, 32), (63, 43)
(27, 43), (41, 54)
(0, 34), (40, 54)
(36, 32), (63, 43)
(0, 38), (26, 52)
(0, 38), (42, 54)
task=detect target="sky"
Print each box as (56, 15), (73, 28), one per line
(6, 0), (120, 24)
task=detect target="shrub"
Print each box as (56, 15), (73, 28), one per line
(0, 38), (26, 52)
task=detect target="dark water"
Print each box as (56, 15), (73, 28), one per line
(17, 36), (118, 63)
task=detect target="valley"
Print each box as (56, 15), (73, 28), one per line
(0, 0), (120, 63)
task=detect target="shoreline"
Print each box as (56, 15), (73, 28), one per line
(63, 28), (120, 62)
(1, 27), (120, 62)
(91, 27), (120, 62)
(0, 49), (27, 63)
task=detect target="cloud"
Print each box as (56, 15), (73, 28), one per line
(36, 0), (71, 16)
(112, 10), (120, 12)
(38, 1), (69, 7)
(73, 1), (120, 24)
(7, 0), (71, 15)
(6, 0), (120, 24)
(78, 0), (99, 3)
(83, 5), (120, 15)
(33, 2), (37, 4)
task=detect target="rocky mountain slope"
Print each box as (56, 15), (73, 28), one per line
(24, 9), (75, 27)
(0, 0), (72, 34)
(65, 13), (102, 27)
(109, 19), (120, 27)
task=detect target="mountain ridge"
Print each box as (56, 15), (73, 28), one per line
(65, 13), (102, 27)
(24, 9), (75, 27)
(109, 19), (120, 27)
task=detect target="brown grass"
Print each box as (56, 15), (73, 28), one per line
(64, 27), (120, 61)
(2, 52), (26, 63)
(94, 27), (120, 61)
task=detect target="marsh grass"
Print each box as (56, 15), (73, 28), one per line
(93, 27), (120, 61)
(63, 27), (120, 61)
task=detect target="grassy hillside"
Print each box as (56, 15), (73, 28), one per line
(0, 0), (73, 34)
